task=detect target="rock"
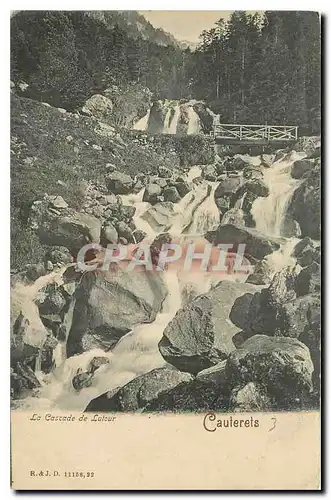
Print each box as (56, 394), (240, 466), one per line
(133, 230), (146, 243)
(295, 262), (320, 297)
(260, 154), (274, 168)
(215, 161), (226, 174)
(45, 260), (54, 272)
(230, 180), (269, 215)
(116, 221), (134, 243)
(220, 208), (245, 226)
(241, 179), (269, 198)
(82, 94), (113, 121)
(48, 196), (68, 209)
(226, 335), (314, 409)
(142, 184), (162, 204)
(232, 155), (256, 170)
(106, 171), (133, 195)
(243, 165), (264, 181)
(213, 224), (280, 260)
(288, 162), (321, 239)
(232, 266), (299, 335)
(85, 367), (193, 412)
(45, 246), (73, 265)
(202, 165), (217, 181)
(101, 222), (118, 245)
(159, 281), (260, 375)
(158, 166), (172, 178)
(11, 312), (41, 364)
(294, 135), (321, 157)
(215, 177), (242, 199)
(39, 334), (58, 373)
(215, 196), (230, 213)
(291, 159), (315, 179)
(281, 216), (301, 238)
(25, 263), (46, 281)
(72, 372), (94, 391)
(246, 259), (273, 285)
(163, 186), (181, 203)
(87, 356), (109, 374)
(229, 382), (272, 412)
(120, 205), (136, 220)
(292, 236), (314, 258)
(11, 362), (41, 399)
(37, 283), (66, 316)
(142, 202), (176, 233)
(196, 360), (227, 386)
(173, 181), (190, 197)
(38, 211), (101, 255)
(152, 177), (168, 189)
(276, 294), (320, 338)
(67, 268), (167, 356)
(104, 194), (118, 207)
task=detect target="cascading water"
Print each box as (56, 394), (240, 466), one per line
(187, 106), (201, 135)
(251, 151), (306, 237)
(167, 104), (180, 135)
(18, 166), (228, 411)
(251, 151), (307, 274)
(132, 109), (150, 131)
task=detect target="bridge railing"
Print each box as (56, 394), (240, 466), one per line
(213, 123), (298, 142)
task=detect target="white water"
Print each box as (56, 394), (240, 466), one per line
(14, 148), (309, 411)
(133, 110), (150, 131)
(187, 106), (201, 135)
(250, 151), (307, 274)
(251, 151), (306, 237)
(18, 166), (226, 410)
(167, 104), (180, 135)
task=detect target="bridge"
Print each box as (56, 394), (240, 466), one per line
(212, 123), (298, 145)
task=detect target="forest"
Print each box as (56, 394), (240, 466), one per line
(11, 10), (321, 132)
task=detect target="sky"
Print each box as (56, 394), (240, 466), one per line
(140, 11), (258, 44)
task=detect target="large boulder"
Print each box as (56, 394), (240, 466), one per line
(45, 246), (73, 265)
(159, 281), (260, 375)
(295, 262), (320, 297)
(101, 222), (118, 245)
(36, 283), (66, 316)
(143, 183), (162, 204)
(163, 186), (181, 203)
(202, 165), (217, 181)
(213, 224), (280, 260)
(85, 366), (193, 412)
(220, 208), (245, 226)
(288, 160), (321, 239)
(214, 177), (242, 199)
(82, 94), (113, 121)
(226, 335), (314, 409)
(141, 202), (176, 233)
(229, 382), (272, 412)
(37, 211), (101, 255)
(291, 159), (315, 179)
(67, 268), (167, 357)
(106, 171), (133, 195)
(172, 180), (191, 198)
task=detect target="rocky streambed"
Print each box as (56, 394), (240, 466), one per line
(11, 137), (321, 413)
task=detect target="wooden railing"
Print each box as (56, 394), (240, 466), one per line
(213, 123), (298, 142)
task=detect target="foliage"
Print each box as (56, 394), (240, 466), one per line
(189, 11), (321, 133)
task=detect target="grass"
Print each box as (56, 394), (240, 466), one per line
(11, 95), (177, 269)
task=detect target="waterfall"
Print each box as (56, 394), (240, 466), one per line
(168, 104), (180, 134)
(163, 108), (172, 133)
(187, 106), (201, 135)
(251, 151), (306, 237)
(132, 109), (150, 131)
(17, 166), (233, 411)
